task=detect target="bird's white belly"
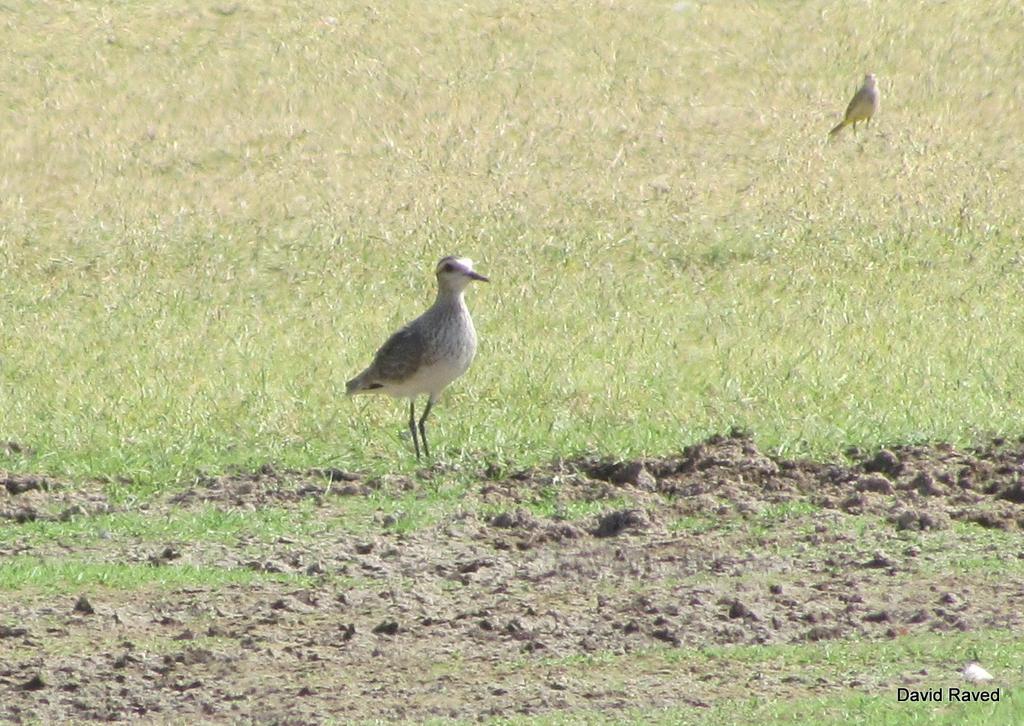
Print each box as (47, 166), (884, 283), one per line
(384, 353), (473, 398)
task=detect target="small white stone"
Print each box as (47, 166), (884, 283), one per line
(961, 662), (994, 684)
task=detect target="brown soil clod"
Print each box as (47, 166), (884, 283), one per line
(309, 467), (361, 483)
(372, 621), (399, 636)
(592, 509), (653, 537)
(727, 600), (759, 621)
(72, 596), (95, 615)
(863, 449), (902, 477)
(891, 509), (950, 531)
(19, 674), (46, 692)
(864, 551), (895, 569)
(996, 481), (1024, 504)
(148, 546), (183, 566)
(3, 475), (56, 495)
(855, 474), (894, 495)
(488, 509), (539, 530)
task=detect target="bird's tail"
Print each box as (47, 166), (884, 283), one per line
(828, 120), (848, 137)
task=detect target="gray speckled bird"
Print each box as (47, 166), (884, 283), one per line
(830, 73), (880, 137)
(346, 256), (488, 458)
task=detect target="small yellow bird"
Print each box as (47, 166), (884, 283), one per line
(829, 73), (880, 137)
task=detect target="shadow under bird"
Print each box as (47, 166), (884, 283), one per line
(346, 256), (488, 458)
(829, 73), (880, 137)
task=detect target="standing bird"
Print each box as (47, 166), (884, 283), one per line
(346, 256), (488, 458)
(829, 73), (880, 137)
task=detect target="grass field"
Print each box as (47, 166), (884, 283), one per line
(3, 0), (1024, 482)
(2, 0), (1024, 723)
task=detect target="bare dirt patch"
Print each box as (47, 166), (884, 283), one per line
(3, 431), (1024, 722)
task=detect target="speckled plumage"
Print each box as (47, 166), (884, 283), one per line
(347, 256), (487, 458)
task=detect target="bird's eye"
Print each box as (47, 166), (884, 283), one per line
(442, 263), (455, 273)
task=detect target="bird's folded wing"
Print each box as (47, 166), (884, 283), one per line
(370, 325), (427, 383)
(845, 88), (870, 118)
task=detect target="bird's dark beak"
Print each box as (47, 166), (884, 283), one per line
(466, 270), (489, 282)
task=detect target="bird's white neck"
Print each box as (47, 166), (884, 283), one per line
(434, 287), (467, 308)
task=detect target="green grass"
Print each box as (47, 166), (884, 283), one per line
(0, 504), (322, 547)
(514, 486), (632, 521)
(0, 483), (475, 547)
(531, 691), (1023, 726)
(917, 524), (1024, 577)
(1, 0), (1023, 485)
(480, 691), (1021, 726)
(486, 632), (1023, 725)
(671, 500), (821, 536)
(0, 556), (302, 592)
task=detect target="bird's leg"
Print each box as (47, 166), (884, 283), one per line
(408, 399), (421, 459)
(418, 395), (435, 459)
